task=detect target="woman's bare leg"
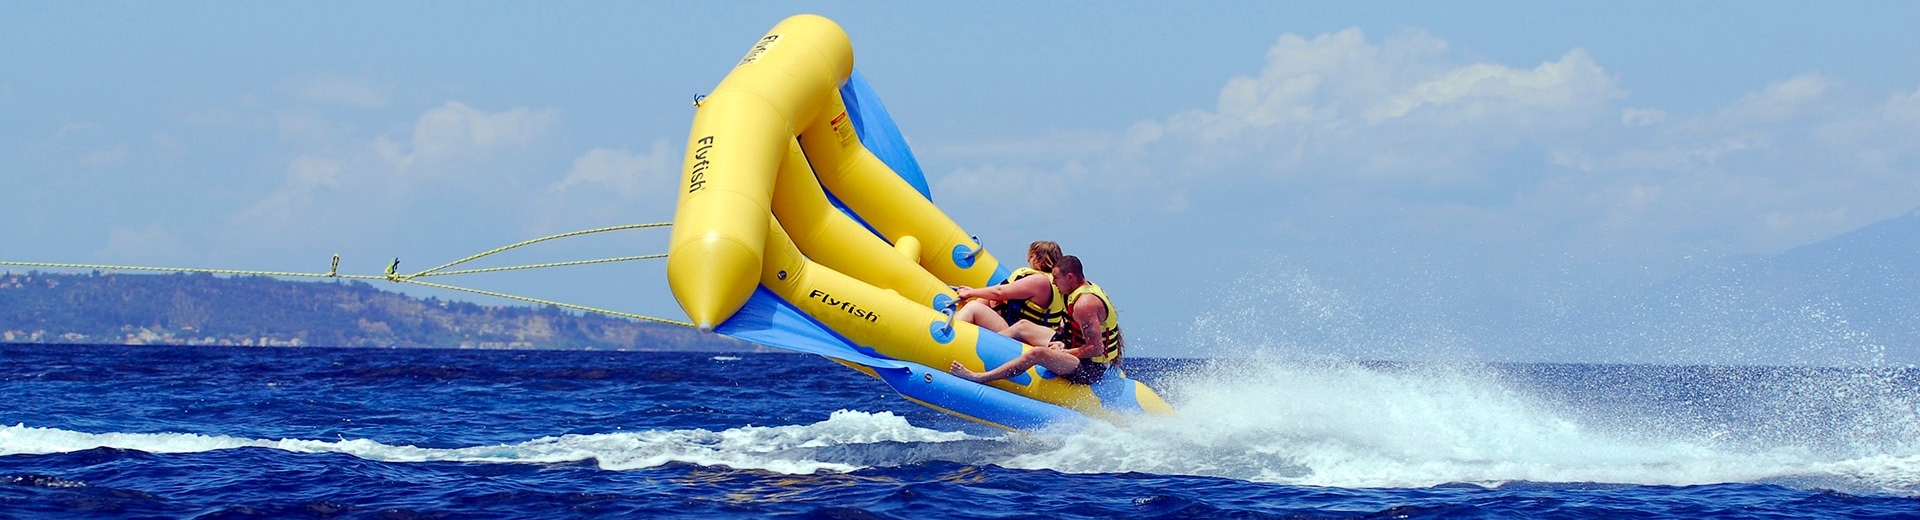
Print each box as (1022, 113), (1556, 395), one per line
(1000, 320), (1056, 346)
(954, 300), (1011, 332)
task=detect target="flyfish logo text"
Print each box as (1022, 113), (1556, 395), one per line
(687, 136), (713, 193)
(738, 34), (780, 65)
(808, 289), (878, 323)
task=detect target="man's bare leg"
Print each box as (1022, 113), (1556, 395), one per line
(950, 344), (1080, 383)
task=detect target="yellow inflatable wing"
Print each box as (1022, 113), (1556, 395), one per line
(667, 14), (1174, 430)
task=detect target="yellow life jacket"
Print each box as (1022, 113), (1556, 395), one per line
(997, 267), (1066, 328)
(1061, 281), (1123, 365)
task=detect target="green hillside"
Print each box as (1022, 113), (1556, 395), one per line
(0, 271), (753, 351)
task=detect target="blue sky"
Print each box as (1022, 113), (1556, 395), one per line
(4, 2), (1917, 363)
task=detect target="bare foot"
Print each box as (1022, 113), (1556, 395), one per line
(949, 361), (986, 382)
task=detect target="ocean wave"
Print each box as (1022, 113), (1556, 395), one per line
(2, 411), (980, 475)
(8, 358), (1920, 495)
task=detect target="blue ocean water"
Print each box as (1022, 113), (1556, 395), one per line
(4, 343), (1919, 519)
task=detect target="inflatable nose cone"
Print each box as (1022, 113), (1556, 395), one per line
(667, 231), (761, 332)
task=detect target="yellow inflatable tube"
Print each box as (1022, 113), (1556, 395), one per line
(668, 14), (854, 330)
(770, 140), (950, 309)
(669, 14), (1175, 429)
(797, 92), (1004, 288)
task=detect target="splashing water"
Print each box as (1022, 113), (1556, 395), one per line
(1006, 358), (1920, 491)
(1031, 261), (1920, 493)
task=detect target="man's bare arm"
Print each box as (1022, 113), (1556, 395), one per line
(1067, 294), (1107, 359)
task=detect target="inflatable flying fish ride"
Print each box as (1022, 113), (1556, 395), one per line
(666, 14), (1175, 430)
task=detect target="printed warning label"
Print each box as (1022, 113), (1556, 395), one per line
(830, 111), (856, 145)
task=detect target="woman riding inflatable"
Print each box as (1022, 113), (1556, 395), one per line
(952, 240), (1067, 348)
(950, 255), (1123, 385)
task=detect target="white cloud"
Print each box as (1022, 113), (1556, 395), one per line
(274, 109), (345, 145)
(527, 139), (683, 231)
(234, 156), (341, 225)
(1365, 49), (1614, 123)
(402, 101), (559, 172)
(548, 140), (677, 198)
(931, 28), (1920, 264)
(298, 75), (390, 108)
(54, 122), (101, 140)
(1144, 31), (1619, 190)
(236, 101), (561, 231)
(285, 156), (342, 189)
(1171, 29), (1618, 137)
(1886, 87), (1920, 121)
(1546, 74), (1920, 251)
(1621, 108), (1667, 127)
(933, 162), (1079, 230)
(50, 122), (129, 170)
(1724, 74), (1834, 122)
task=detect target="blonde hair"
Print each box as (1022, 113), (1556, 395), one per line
(1027, 241), (1063, 272)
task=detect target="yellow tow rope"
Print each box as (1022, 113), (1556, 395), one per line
(0, 222), (693, 328)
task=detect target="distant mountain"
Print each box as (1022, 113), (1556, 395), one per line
(0, 271), (755, 352)
(1609, 207), (1919, 365)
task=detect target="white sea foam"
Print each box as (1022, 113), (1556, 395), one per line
(0, 425), (264, 455)
(1, 410), (978, 475)
(994, 359), (1864, 489)
(7, 371), (1920, 495)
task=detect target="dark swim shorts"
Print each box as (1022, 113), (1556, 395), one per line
(1062, 358), (1107, 385)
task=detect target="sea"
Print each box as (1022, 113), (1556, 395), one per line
(3, 343), (1918, 519)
